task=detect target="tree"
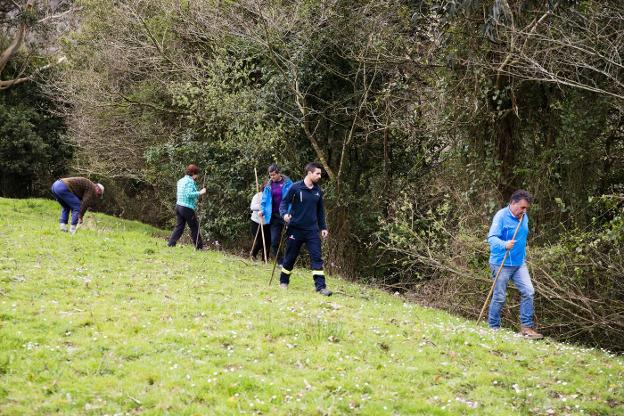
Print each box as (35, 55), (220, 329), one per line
(0, 0), (74, 90)
(0, 83), (71, 197)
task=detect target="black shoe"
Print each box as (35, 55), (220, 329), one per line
(318, 288), (332, 296)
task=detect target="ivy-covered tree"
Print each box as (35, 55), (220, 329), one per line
(0, 82), (71, 197)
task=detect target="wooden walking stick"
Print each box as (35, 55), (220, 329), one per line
(477, 213), (524, 325)
(195, 171), (208, 250)
(269, 193), (296, 286)
(268, 226), (287, 286)
(254, 167), (268, 263)
(250, 223), (261, 258)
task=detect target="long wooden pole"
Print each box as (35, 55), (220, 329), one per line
(195, 171), (207, 250)
(269, 228), (286, 286)
(477, 213), (524, 325)
(250, 223), (261, 258)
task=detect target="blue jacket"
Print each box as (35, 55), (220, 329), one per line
(260, 175), (293, 223)
(488, 206), (529, 266)
(279, 180), (327, 231)
(176, 175), (201, 210)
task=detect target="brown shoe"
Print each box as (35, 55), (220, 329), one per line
(520, 326), (543, 340)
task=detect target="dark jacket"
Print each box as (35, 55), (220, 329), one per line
(61, 177), (100, 220)
(279, 180), (327, 231)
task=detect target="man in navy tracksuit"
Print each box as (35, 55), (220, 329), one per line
(278, 162), (332, 296)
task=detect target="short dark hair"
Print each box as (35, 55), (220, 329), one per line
(510, 189), (533, 204)
(304, 162), (322, 175)
(185, 164), (200, 176)
(268, 164), (280, 174)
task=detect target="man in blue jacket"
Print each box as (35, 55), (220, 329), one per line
(278, 162), (332, 296)
(487, 189), (542, 339)
(259, 164), (293, 264)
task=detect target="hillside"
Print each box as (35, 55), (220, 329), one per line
(0, 198), (622, 415)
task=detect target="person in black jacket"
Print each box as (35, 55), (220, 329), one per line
(278, 162), (332, 296)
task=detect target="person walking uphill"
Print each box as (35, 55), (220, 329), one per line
(167, 164), (207, 250)
(278, 162), (332, 296)
(250, 184), (271, 261)
(487, 190), (543, 339)
(259, 164), (293, 264)
(50, 177), (104, 234)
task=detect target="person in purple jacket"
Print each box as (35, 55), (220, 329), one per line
(487, 190), (543, 339)
(258, 164), (293, 265)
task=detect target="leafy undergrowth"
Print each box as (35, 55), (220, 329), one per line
(0, 198), (622, 415)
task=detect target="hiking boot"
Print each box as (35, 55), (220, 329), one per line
(280, 283), (288, 289)
(520, 326), (543, 340)
(318, 288), (333, 297)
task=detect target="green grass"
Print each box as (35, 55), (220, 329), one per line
(0, 198), (622, 415)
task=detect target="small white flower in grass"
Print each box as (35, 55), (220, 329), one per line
(512, 384), (521, 393)
(456, 397), (478, 408)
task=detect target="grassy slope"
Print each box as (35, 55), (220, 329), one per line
(0, 198), (622, 416)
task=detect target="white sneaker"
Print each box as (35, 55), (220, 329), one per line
(280, 283), (288, 289)
(60, 223), (68, 232)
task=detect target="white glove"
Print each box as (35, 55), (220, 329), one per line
(69, 224), (77, 235)
(60, 223), (68, 232)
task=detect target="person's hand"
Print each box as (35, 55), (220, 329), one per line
(258, 211), (264, 218)
(321, 229), (329, 239)
(505, 240), (516, 250)
(283, 214), (291, 223)
(199, 188), (207, 195)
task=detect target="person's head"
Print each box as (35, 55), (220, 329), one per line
(268, 163), (282, 182)
(95, 183), (105, 198)
(186, 164), (200, 179)
(304, 162), (323, 184)
(509, 189), (533, 218)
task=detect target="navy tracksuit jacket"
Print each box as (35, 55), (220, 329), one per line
(278, 180), (328, 291)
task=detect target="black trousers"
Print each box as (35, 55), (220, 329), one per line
(250, 220), (271, 260)
(168, 204), (203, 249)
(269, 215), (285, 263)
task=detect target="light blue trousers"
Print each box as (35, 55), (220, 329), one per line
(488, 264), (535, 328)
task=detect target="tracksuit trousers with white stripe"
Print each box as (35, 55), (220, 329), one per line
(279, 227), (326, 291)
